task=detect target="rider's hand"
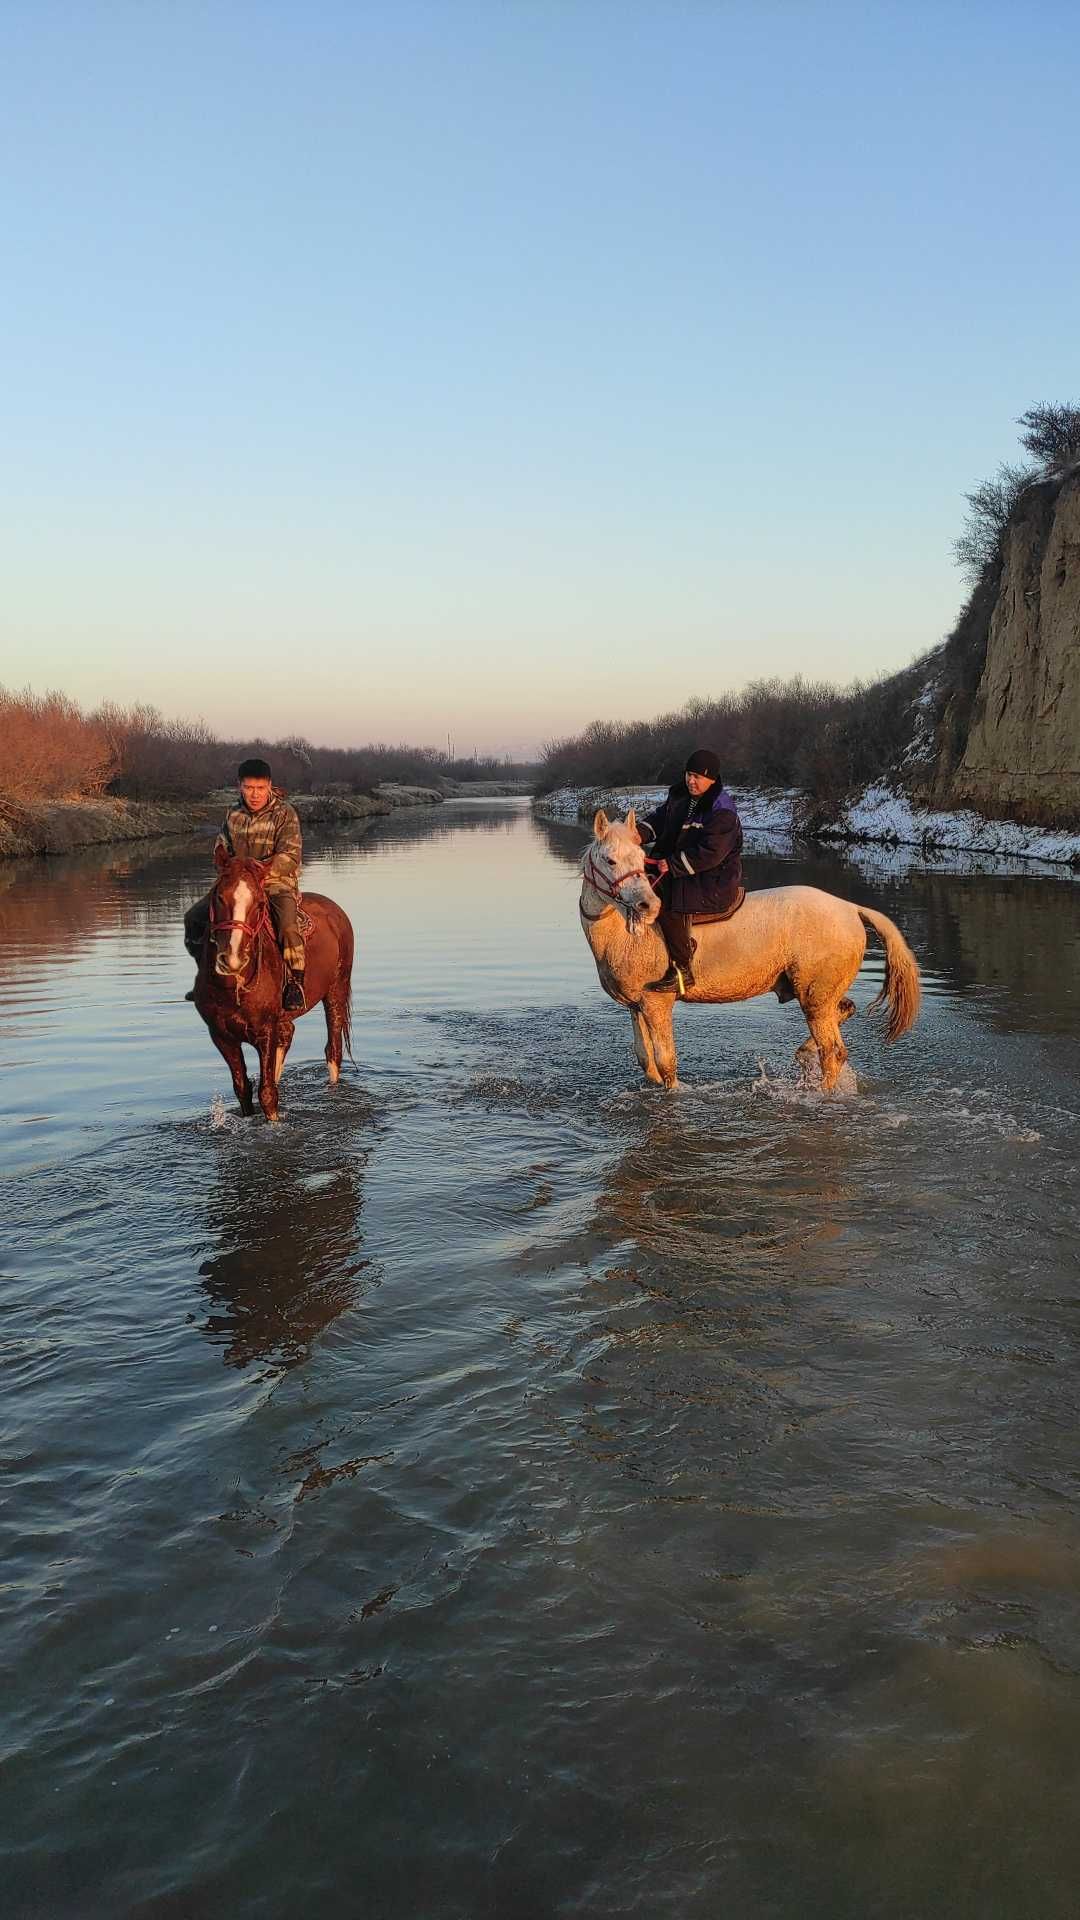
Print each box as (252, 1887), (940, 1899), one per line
(652, 858), (669, 877)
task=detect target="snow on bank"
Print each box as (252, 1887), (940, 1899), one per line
(534, 781), (1080, 873)
(823, 784), (1080, 871)
(534, 785), (796, 831)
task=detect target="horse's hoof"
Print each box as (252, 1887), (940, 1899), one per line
(327, 1061), (340, 1086)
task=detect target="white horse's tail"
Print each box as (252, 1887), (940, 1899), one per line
(857, 906), (921, 1042)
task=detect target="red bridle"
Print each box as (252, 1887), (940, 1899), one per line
(209, 882), (271, 959)
(582, 852), (639, 899)
(580, 849), (662, 922)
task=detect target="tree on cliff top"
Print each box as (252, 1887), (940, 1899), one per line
(954, 401), (1080, 581)
(1017, 401), (1080, 475)
(954, 461), (1040, 578)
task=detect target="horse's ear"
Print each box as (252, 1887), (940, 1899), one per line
(213, 841), (228, 872)
(625, 809), (636, 833)
(593, 809), (609, 838)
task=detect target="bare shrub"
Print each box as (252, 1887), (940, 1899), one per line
(792, 663), (929, 819)
(537, 677), (846, 797)
(101, 703), (223, 801)
(0, 685), (118, 800)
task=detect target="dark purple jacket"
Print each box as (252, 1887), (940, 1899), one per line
(639, 781), (744, 915)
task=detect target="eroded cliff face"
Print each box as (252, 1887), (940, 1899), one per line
(953, 471), (1080, 821)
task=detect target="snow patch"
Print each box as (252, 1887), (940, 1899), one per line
(824, 783), (1080, 870)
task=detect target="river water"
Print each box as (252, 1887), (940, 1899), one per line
(3, 798), (1080, 1919)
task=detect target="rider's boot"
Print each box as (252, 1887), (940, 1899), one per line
(648, 962), (689, 995)
(648, 913), (696, 994)
(282, 969), (306, 1013)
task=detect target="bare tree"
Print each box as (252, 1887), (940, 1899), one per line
(1017, 401), (1080, 474)
(953, 461), (1039, 579)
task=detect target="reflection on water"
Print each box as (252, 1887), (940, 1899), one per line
(3, 799), (1080, 1920)
(0, 839), (202, 977)
(199, 1114), (372, 1372)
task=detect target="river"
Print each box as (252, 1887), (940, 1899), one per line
(3, 797), (1079, 1919)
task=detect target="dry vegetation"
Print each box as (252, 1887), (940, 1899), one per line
(0, 686), (528, 808)
(0, 687), (119, 800)
(537, 666), (930, 821)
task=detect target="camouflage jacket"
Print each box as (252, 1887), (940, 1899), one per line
(215, 792), (302, 895)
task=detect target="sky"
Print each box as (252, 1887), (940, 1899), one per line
(2, 1), (1079, 758)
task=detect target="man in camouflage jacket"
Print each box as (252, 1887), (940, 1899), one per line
(184, 757), (307, 1010)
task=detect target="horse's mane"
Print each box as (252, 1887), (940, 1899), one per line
(215, 856), (270, 891)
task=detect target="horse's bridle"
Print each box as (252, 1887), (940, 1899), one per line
(580, 850), (656, 922)
(209, 898), (270, 942)
(208, 884), (271, 991)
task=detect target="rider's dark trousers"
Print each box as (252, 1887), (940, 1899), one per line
(184, 889), (304, 968)
(657, 905), (695, 972)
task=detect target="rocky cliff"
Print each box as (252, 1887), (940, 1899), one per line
(952, 470), (1080, 822)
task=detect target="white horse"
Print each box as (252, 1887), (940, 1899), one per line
(579, 809), (920, 1092)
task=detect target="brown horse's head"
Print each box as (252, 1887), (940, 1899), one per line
(209, 855), (271, 978)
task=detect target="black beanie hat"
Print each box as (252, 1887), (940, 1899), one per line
(685, 748), (722, 779)
(238, 757), (272, 781)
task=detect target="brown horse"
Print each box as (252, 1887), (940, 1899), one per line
(193, 851), (354, 1123)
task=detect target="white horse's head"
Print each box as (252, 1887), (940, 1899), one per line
(582, 809), (661, 931)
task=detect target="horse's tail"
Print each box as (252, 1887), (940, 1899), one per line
(857, 906), (921, 1042)
(341, 986), (356, 1069)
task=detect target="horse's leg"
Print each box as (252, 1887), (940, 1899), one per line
(630, 1007), (663, 1086)
(210, 1030), (254, 1115)
(256, 1025), (282, 1123)
(274, 1015), (296, 1088)
(639, 993), (679, 1090)
(802, 1002), (848, 1094)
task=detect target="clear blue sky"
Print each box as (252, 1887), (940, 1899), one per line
(2, 1), (1077, 756)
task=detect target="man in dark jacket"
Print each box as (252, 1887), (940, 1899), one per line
(184, 757), (307, 1010)
(635, 748), (744, 992)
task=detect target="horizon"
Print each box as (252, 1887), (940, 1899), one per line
(3, 3), (1078, 755)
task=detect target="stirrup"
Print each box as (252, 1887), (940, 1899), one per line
(282, 975), (306, 1013)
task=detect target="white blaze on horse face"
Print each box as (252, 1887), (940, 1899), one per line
(225, 876), (254, 971)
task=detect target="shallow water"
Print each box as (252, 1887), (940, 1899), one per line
(3, 799), (1080, 1919)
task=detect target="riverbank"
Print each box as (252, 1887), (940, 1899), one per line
(0, 780), (461, 862)
(534, 781), (1080, 870)
(0, 795), (224, 861)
